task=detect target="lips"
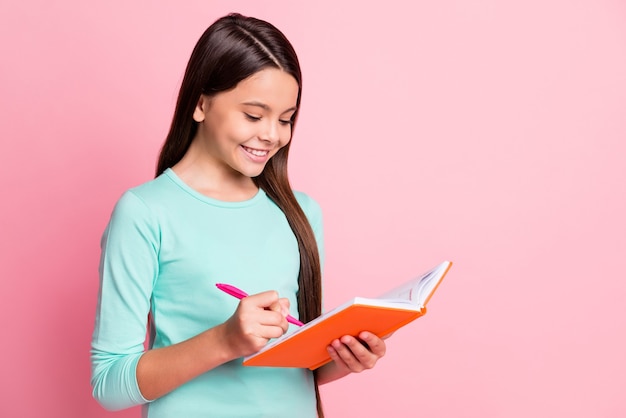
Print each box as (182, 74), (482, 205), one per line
(242, 145), (269, 157)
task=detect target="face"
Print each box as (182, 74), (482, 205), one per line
(192, 68), (299, 179)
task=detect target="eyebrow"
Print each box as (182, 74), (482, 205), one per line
(241, 101), (297, 114)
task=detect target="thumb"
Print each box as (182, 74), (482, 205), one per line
(267, 297), (290, 317)
(277, 297), (290, 317)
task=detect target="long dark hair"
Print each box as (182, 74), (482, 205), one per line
(155, 13), (324, 416)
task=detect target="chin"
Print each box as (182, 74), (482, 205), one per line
(238, 165), (267, 179)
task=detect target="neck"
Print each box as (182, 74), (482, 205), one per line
(172, 141), (258, 202)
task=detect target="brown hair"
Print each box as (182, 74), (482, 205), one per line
(155, 13), (323, 416)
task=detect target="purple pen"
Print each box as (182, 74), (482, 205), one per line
(216, 283), (304, 327)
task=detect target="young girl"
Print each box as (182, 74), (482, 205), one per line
(91, 13), (386, 417)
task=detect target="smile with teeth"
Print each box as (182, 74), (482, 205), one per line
(242, 146), (269, 157)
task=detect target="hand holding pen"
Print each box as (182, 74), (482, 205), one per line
(217, 283), (304, 326)
(216, 284), (302, 357)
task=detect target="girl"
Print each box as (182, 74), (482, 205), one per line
(91, 13), (386, 417)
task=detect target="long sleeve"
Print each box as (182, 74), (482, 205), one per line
(90, 191), (160, 410)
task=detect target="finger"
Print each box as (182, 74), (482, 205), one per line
(326, 344), (349, 370)
(358, 332), (386, 357)
(251, 308), (289, 336)
(260, 323), (289, 339)
(330, 337), (365, 372)
(267, 297), (291, 318)
(255, 308), (288, 328)
(244, 290), (280, 308)
(338, 335), (381, 370)
(340, 335), (372, 358)
(237, 313), (287, 342)
(265, 298), (290, 335)
(278, 297), (291, 316)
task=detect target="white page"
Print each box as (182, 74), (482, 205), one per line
(376, 261), (449, 305)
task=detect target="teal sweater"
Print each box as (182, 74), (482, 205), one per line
(91, 169), (324, 417)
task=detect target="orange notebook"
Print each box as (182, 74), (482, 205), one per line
(243, 261), (452, 370)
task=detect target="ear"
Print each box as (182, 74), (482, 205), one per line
(193, 95), (209, 122)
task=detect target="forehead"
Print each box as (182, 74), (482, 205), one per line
(217, 68), (299, 111)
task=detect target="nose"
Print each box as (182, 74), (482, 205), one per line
(259, 120), (280, 144)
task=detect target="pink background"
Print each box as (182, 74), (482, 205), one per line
(1, 1), (625, 417)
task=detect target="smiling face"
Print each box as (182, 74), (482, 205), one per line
(192, 68), (299, 180)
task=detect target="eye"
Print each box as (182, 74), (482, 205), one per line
(279, 119), (292, 126)
(244, 113), (261, 122)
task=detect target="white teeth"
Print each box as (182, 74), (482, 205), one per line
(243, 146), (268, 157)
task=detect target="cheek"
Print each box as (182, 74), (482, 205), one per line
(209, 112), (250, 141)
(225, 121), (256, 143)
(279, 127), (292, 146)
